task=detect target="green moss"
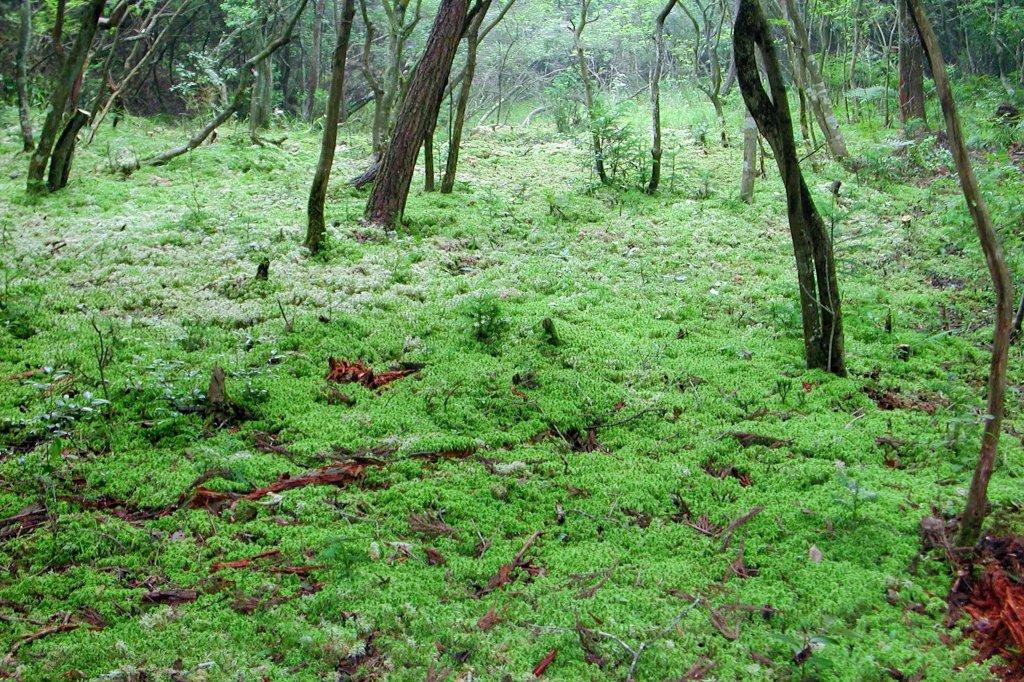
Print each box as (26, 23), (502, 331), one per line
(0, 99), (1020, 680)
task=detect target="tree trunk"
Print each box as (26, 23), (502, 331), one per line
(646, 0), (678, 195)
(906, 0), (1013, 547)
(440, 0), (490, 194)
(47, 109), (90, 191)
(304, 0), (327, 120)
(739, 114), (757, 203)
(780, 0), (849, 161)
(305, 0), (355, 254)
(17, 0), (34, 152)
(423, 126), (436, 191)
(1013, 291), (1024, 341)
(364, 0), (468, 226)
(897, 0), (926, 126)
(27, 0), (107, 194)
(572, 0), (608, 185)
(734, 0), (846, 376)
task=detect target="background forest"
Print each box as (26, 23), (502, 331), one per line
(0, 0), (1023, 679)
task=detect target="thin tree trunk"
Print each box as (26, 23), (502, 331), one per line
(1013, 291), (1024, 340)
(572, 0), (608, 185)
(304, 0), (327, 120)
(780, 0), (849, 160)
(27, 0), (107, 194)
(897, 0), (926, 126)
(646, 0), (678, 195)
(17, 0), (34, 152)
(440, 0), (490, 194)
(906, 0), (1013, 547)
(364, 0), (469, 226)
(739, 113), (757, 203)
(734, 0), (846, 375)
(144, 0), (310, 166)
(305, 0), (355, 254)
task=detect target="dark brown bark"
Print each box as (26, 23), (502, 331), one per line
(906, 0), (1013, 547)
(734, 0), (846, 376)
(304, 0), (327, 120)
(47, 109), (90, 191)
(17, 0), (34, 152)
(897, 0), (926, 125)
(305, 0), (356, 254)
(646, 0), (678, 194)
(27, 0), (107, 194)
(440, 0), (490, 194)
(364, 0), (469, 226)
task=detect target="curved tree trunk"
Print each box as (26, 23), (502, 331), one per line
(440, 0), (490, 194)
(906, 0), (1013, 547)
(27, 0), (107, 194)
(364, 0), (469, 226)
(305, 0), (356, 254)
(734, 0), (846, 376)
(47, 109), (91, 191)
(17, 0), (34, 152)
(646, 0), (678, 195)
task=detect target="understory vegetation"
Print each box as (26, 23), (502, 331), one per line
(0, 82), (1022, 679)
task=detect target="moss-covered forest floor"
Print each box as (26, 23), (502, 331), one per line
(1, 94), (1023, 680)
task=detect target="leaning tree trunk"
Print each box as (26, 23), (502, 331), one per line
(780, 0), (849, 161)
(739, 114), (757, 203)
(144, 0), (310, 166)
(734, 0), (846, 376)
(646, 0), (678, 195)
(364, 0), (469, 226)
(27, 0), (107, 194)
(897, 0), (926, 126)
(440, 0), (490, 194)
(906, 0), (1013, 547)
(47, 109), (91, 191)
(305, 0), (355, 255)
(17, 0), (34, 152)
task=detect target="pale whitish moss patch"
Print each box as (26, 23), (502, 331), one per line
(0, 97), (1021, 681)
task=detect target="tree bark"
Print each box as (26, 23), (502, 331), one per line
(906, 0), (1013, 547)
(17, 0), (34, 152)
(440, 0), (490, 194)
(734, 0), (846, 376)
(779, 0), (849, 160)
(897, 0), (926, 126)
(304, 0), (327, 120)
(646, 0), (678, 195)
(364, 0), (468, 226)
(305, 0), (356, 254)
(47, 109), (91, 191)
(739, 114), (757, 203)
(572, 0), (608, 185)
(27, 0), (107, 194)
